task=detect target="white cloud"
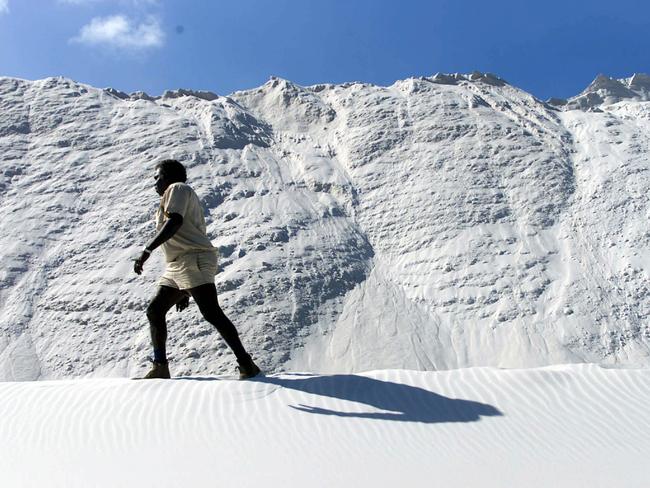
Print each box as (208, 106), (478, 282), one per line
(71, 15), (164, 50)
(0, 0), (9, 14)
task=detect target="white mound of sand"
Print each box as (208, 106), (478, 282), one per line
(1, 73), (650, 380)
(1, 364), (648, 487)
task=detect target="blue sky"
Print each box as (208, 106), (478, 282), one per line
(1, 0), (649, 100)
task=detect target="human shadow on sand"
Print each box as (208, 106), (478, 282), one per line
(255, 373), (503, 424)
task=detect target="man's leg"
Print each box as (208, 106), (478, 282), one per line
(188, 283), (253, 365)
(146, 285), (187, 363)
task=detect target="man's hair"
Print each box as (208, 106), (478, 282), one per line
(155, 159), (187, 183)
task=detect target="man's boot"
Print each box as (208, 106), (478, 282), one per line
(237, 356), (261, 380)
(137, 360), (171, 379)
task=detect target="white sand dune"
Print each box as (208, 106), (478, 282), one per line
(2, 74), (650, 381)
(1, 364), (648, 487)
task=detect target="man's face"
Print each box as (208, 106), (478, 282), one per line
(154, 167), (169, 196)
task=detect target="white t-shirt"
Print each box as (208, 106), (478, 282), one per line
(155, 182), (217, 262)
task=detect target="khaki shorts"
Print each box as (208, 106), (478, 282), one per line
(158, 250), (219, 290)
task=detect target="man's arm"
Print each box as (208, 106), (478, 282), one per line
(133, 213), (183, 275)
(145, 213), (183, 252)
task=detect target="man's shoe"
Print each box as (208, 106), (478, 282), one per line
(137, 360), (171, 379)
(237, 357), (261, 380)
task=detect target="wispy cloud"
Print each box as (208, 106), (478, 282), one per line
(71, 15), (164, 50)
(0, 0), (9, 15)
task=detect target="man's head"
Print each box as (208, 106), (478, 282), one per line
(154, 159), (187, 196)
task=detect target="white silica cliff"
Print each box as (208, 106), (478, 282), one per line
(0, 72), (648, 379)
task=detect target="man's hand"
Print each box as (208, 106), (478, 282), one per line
(176, 291), (191, 312)
(133, 250), (151, 275)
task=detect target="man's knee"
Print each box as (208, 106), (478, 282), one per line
(146, 286), (183, 322)
(199, 306), (223, 325)
(146, 301), (166, 322)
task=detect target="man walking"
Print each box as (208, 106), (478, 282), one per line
(133, 159), (260, 380)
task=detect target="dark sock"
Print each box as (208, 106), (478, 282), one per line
(153, 348), (167, 363)
(237, 353), (252, 365)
